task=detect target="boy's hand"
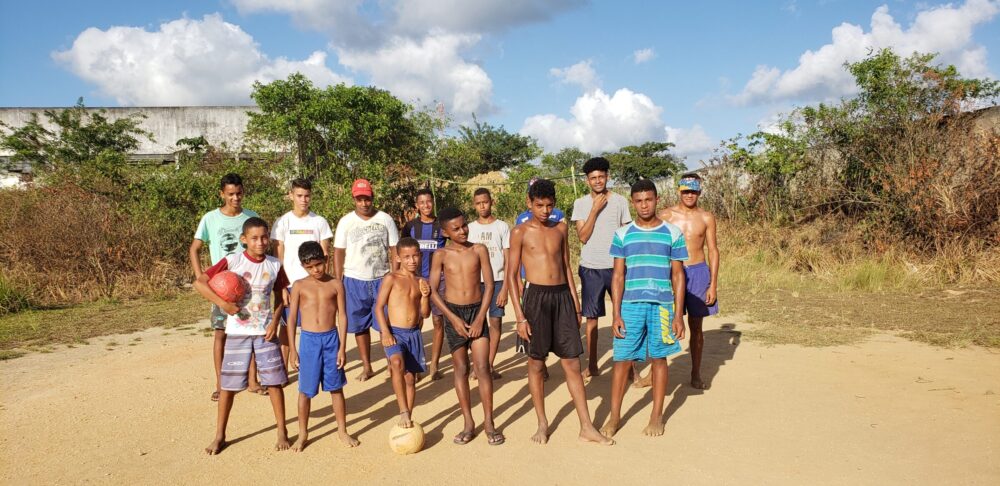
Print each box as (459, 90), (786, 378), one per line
(221, 302), (240, 315)
(612, 316), (626, 339)
(337, 349), (346, 369)
(672, 315), (686, 341)
(288, 349), (299, 371)
(706, 286), (717, 306)
(264, 322), (278, 341)
(469, 320), (483, 339)
(449, 317), (470, 338)
(591, 192), (608, 213)
(381, 330), (396, 348)
(418, 279), (431, 297)
(495, 286), (508, 308)
(516, 320), (531, 342)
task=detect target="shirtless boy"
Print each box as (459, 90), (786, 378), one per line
(286, 241), (360, 451)
(601, 180), (688, 439)
(507, 179), (613, 446)
(660, 173), (719, 390)
(375, 237), (432, 428)
(428, 208), (504, 445)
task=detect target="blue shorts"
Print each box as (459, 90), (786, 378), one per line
(481, 281), (505, 318)
(578, 266), (612, 318)
(344, 276), (383, 334)
(298, 328), (347, 398)
(613, 302), (682, 362)
(684, 262), (719, 317)
(384, 326), (427, 374)
(281, 286), (300, 327)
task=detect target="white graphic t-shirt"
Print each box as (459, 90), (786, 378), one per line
(271, 211), (334, 285)
(333, 211), (400, 280)
(205, 252), (287, 336)
(467, 219), (510, 282)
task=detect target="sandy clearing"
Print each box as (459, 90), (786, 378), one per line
(2, 315), (998, 485)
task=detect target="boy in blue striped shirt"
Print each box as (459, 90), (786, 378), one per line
(601, 179), (688, 439)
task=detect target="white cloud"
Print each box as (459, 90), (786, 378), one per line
(632, 48), (656, 64)
(731, 0), (1000, 106)
(550, 60), (600, 92)
(664, 124), (714, 158)
(392, 0), (584, 36)
(336, 31), (494, 118)
(52, 14), (349, 106)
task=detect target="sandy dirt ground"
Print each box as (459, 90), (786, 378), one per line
(2, 312), (999, 485)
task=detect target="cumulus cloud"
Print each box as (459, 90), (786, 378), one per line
(632, 48), (656, 64)
(52, 14), (349, 106)
(336, 31), (494, 117)
(550, 60), (600, 92)
(731, 0), (1000, 106)
(521, 88), (714, 160)
(392, 0), (585, 36)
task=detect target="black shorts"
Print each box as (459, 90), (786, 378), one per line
(522, 283), (583, 360)
(578, 266), (613, 318)
(443, 302), (489, 352)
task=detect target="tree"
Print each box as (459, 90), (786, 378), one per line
(539, 147), (590, 178)
(430, 116), (541, 180)
(604, 141), (684, 186)
(0, 98), (152, 169)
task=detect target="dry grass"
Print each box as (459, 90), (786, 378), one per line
(0, 290), (205, 352)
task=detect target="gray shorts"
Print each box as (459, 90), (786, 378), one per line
(209, 304), (226, 331)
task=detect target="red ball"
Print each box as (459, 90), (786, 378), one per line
(208, 271), (248, 304)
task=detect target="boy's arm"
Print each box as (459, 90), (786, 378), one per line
(429, 251), (468, 337)
(189, 239), (205, 278)
(561, 224), (583, 326)
(671, 260), (686, 341)
(275, 240), (285, 265)
(389, 245), (399, 272)
(335, 283), (348, 368)
(575, 194), (607, 244)
(496, 247), (509, 308)
(333, 248), (346, 281)
(286, 286), (301, 371)
(611, 258), (627, 338)
(375, 274), (396, 347)
(265, 271), (288, 341)
(468, 245), (494, 338)
(192, 260), (238, 314)
(705, 212), (719, 305)
(507, 227), (530, 341)
(419, 279), (431, 320)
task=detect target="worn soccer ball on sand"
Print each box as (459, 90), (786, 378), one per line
(208, 270), (248, 303)
(388, 423), (425, 455)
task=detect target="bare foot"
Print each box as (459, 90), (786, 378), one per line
(492, 369), (502, 380)
(599, 420), (619, 439)
(275, 434), (291, 451)
(632, 372), (652, 389)
(291, 437), (308, 452)
(580, 425), (615, 445)
(691, 377), (710, 390)
(542, 365), (550, 382)
(430, 368), (443, 381)
(247, 384), (266, 395)
(398, 411), (413, 428)
(642, 420), (665, 437)
(355, 368), (374, 382)
(530, 422), (549, 445)
(204, 437), (225, 455)
(338, 431), (360, 447)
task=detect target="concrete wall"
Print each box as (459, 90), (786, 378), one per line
(0, 106), (260, 157)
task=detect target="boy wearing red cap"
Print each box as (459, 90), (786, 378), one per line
(333, 179), (400, 381)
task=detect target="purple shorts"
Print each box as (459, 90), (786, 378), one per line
(684, 262), (719, 317)
(220, 335), (287, 391)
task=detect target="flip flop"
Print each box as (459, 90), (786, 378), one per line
(248, 387), (268, 396)
(453, 431), (474, 445)
(210, 390), (220, 402)
(486, 431), (505, 446)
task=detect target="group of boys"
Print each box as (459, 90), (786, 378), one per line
(190, 156), (719, 454)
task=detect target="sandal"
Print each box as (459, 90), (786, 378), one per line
(486, 430), (505, 446)
(453, 431), (474, 445)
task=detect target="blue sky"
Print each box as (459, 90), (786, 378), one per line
(2, 0), (998, 166)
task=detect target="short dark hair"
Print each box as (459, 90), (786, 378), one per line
(242, 217), (269, 234)
(291, 178), (312, 191)
(397, 237), (421, 253)
(437, 207), (465, 225)
(528, 178), (556, 202)
(298, 241), (324, 263)
(220, 173), (243, 190)
(473, 187), (491, 198)
(630, 179), (657, 197)
(581, 157), (610, 175)
(680, 172), (702, 181)
(414, 188), (433, 202)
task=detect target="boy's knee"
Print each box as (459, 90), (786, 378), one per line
(527, 359), (545, 372)
(388, 355), (404, 371)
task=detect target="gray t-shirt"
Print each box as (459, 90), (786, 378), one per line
(572, 192), (633, 269)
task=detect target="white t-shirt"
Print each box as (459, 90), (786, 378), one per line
(333, 211), (400, 280)
(271, 211), (333, 285)
(205, 252), (286, 336)
(467, 219), (510, 282)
